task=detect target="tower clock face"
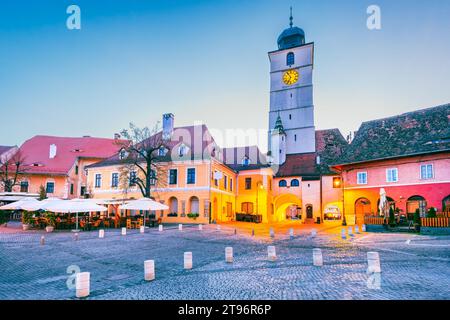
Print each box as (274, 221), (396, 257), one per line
(283, 69), (299, 85)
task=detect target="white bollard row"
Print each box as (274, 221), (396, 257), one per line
(362, 224), (367, 232)
(225, 247), (233, 263)
(40, 235), (45, 245)
(367, 252), (381, 273)
(216, 225), (221, 231)
(267, 246), (277, 261)
(74, 233), (79, 241)
(198, 224), (203, 231)
(75, 272), (90, 298)
(341, 228), (347, 239)
(269, 228), (274, 238)
(184, 252), (193, 269)
(313, 248), (323, 266)
(159, 224), (163, 232)
(99, 229), (104, 238)
(140, 226), (145, 234)
(121, 227), (126, 236)
(179, 224), (183, 231)
(348, 226), (354, 237)
(144, 260), (155, 281)
(355, 225), (360, 234)
(311, 229), (317, 238)
(289, 228), (294, 239)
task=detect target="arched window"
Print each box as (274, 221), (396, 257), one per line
(290, 179), (300, 187)
(169, 197), (178, 215)
(279, 180), (287, 187)
(242, 156), (251, 166)
(407, 195), (427, 218)
(287, 52), (295, 66)
(189, 196), (199, 214)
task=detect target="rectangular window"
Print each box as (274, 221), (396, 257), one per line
(20, 181), (29, 193)
(386, 168), (398, 183)
(230, 178), (233, 191)
(169, 169), (178, 185)
(357, 172), (367, 185)
(111, 173), (119, 187)
(95, 174), (102, 188)
(75, 165), (79, 175)
(129, 171), (137, 186)
(46, 182), (55, 194)
(224, 176), (228, 189)
(420, 164), (433, 180)
(245, 177), (252, 190)
(80, 186), (86, 197)
(150, 169), (156, 186)
(187, 168), (196, 184)
(70, 184), (74, 195)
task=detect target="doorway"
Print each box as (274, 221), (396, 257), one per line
(306, 205), (313, 219)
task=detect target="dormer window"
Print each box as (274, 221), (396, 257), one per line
(119, 149), (128, 160)
(158, 147), (167, 156)
(242, 156), (251, 166)
(71, 149), (84, 153)
(178, 144), (189, 157)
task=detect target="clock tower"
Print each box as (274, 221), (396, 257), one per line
(268, 10), (316, 162)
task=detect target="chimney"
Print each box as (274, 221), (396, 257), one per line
(49, 144), (57, 159)
(162, 113), (174, 141)
(114, 133), (121, 139)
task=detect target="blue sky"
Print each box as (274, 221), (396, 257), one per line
(1, 0), (449, 151)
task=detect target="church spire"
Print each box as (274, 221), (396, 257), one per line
(289, 6), (293, 28)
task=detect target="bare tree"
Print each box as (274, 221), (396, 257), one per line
(116, 123), (168, 199)
(0, 151), (28, 192)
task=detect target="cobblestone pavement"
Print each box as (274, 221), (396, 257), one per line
(0, 222), (449, 300)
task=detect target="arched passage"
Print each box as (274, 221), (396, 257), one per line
(189, 196), (199, 214)
(273, 193), (302, 223)
(355, 198), (371, 225)
(407, 195), (427, 219)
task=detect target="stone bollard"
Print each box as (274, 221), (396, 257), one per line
(355, 225), (360, 234)
(140, 226), (145, 234)
(367, 252), (381, 273)
(362, 224), (367, 232)
(270, 228), (274, 238)
(348, 226), (354, 237)
(251, 229), (255, 237)
(289, 228), (294, 239)
(75, 272), (90, 298)
(144, 260), (155, 281)
(159, 224), (163, 232)
(74, 233), (79, 241)
(184, 252), (193, 269)
(267, 246), (277, 261)
(198, 224), (203, 231)
(40, 235), (45, 245)
(216, 225), (221, 231)
(311, 229), (317, 238)
(341, 228), (347, 239)
(178, 224), (183, 231)
(225, 247), (233, 263)
(99, 229), (104, 238)
(313, 248), (323, 266)
(234, 228), (237, 235)
(121, 227), (126, 236)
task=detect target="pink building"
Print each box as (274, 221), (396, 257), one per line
(332, 104), (450, 225)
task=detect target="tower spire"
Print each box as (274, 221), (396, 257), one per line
(289, 6), (293, 28)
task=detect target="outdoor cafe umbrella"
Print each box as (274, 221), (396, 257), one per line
(379, 188), (387, 217)
(19, 198), (61, 212)
(44, 199), (107, 232)
(120, 198), (168, 227)
(0, 198), (39, 211)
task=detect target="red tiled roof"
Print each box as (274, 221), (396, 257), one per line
(275, 153), (318, 177)
(19, 135), (126, 175)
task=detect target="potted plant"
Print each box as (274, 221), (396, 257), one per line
(187, 213), (199, 220)
(426, 207), (437, 218)
(0, 210), (8, 227)
(22, 211), (34, 231)
(44, 212), (56, 233)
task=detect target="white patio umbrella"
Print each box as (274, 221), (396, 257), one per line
(44, 200), (107, 232)
(379, 188), (387, 217)
(20, 198), (61, 212)
(120, 198), (168, 227)
(0, 198), (39, 210)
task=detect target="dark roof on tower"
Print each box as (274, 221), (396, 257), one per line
(275, 129), (348, 178)
(333, 103), (450, 166)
